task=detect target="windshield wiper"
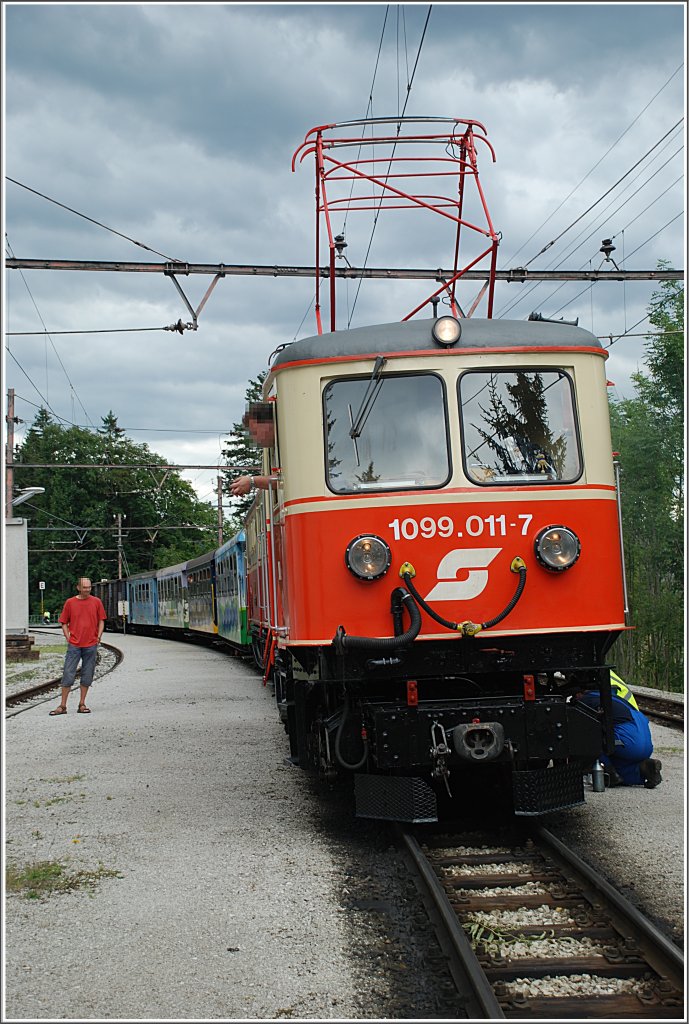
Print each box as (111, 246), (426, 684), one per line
(349, 355), (387, 439)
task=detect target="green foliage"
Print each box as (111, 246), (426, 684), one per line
(221, 370), (267, 521)
(609, 271), (684, 691)
(6, 859), (122, 900)
(14, 410), (219, 611)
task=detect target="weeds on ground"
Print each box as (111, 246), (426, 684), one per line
(463, 919), (554, 953)
(6, 859), (122, 900)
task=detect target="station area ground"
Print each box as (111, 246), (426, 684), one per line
(4, 632), (685, 1021)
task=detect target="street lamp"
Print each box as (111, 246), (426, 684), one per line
(11, 486), (45, 508)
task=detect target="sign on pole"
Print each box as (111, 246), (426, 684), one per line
(38, 581), (45, 590)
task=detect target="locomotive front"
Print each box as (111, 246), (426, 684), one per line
(262, 314), (627, 821)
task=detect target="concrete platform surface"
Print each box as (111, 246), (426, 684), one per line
(4, 633), (684, 1021)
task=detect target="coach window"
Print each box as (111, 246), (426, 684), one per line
(323, 373), (450, 493)
(459, 369), (582, 484)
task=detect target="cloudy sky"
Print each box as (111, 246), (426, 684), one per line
(3, 2), (685, 511)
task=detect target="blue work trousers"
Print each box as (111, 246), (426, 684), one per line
(601, 706), (654, 785)
(61, 644), (98, 688)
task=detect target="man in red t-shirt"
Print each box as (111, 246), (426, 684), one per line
(49, 578), (107, 716)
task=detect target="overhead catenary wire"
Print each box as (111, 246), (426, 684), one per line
(499, 171), (683, 321)
(348, 5), (433, 326)
(501, 62), (685, 269)
(12, 396), (232, 433)
(6, 177), (184, 263)
(5, 233), (96, 428)
(494, 129), (683, 320)
(7, 326), (177, 336)
(6, 348), (64, 424)
(519, 119), (683, 270)
(545, 211), (682, 320)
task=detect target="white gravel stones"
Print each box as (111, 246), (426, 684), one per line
(442, 860), (534, 876)
(467, 905), (579, 928)
(501, 974), (649, 998)
(478, 934), (603, 960)
(455, 880), (553, 897)
(427, 844), (513, 856)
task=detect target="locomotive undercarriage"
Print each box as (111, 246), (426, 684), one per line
(271, 630), (619, 822)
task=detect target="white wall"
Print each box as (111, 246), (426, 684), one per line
(5, 518), (29, 635)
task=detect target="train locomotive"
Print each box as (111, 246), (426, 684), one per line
(97, 119), (628, 823)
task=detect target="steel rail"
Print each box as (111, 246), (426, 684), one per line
(398, 827), (505, 1018)
(5, 642), (123, 714)
(536, 825), (685, 978)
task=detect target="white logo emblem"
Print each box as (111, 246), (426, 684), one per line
(424, 548), (502, 602)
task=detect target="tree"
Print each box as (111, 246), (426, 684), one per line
(221, 370), (267, 523)
(98, 411), (125, 437)
(608, 270), (684, 691)
(13, 409), (219, 613)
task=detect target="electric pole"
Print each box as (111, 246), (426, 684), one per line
(6, 389), (17, 519)
(115, 513), (125, 579)
(217, 477), (224, 548)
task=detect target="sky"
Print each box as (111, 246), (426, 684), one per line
(3, 2), (686, 517)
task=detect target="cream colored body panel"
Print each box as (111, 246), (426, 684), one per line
(267, 348), (615, 506)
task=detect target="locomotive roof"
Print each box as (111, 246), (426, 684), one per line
(271, 317), (603, 368)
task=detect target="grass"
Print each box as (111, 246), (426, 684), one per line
(6, 859), (123, 900)
(41, 774), (86, 784)
(463, 919), (554, 952)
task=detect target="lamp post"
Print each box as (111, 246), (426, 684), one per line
(11, 486), (45, 509)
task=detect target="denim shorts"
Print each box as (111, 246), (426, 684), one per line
(61, 644), (98, 688)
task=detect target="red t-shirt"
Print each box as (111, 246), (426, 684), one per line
(59, 595), (107, 647)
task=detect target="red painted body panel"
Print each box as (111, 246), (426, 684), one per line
(279, 490), (625, 642)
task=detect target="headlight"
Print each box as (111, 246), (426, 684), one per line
(345, 535), (391, 581)
(534, 525), (581, 571)
(432, 315), (462, 347)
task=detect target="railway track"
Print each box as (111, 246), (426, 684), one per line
(400, 825), (684, 1019)
(5, 641), (123, 713)
(635, 693), (684, 729)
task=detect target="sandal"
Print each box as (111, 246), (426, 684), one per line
(49, 706), (67, 716)
(77, 704), (91, 714)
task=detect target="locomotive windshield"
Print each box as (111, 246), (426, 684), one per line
(324, 373), (450, 493)
(459, 369), (582, 485)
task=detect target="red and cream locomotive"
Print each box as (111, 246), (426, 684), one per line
(245, 119), (627, 822)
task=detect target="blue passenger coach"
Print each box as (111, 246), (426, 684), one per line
(127, 570), (158, 629)
(215, 531), (248, 647)
(157, 561), (188, 631)
(186, 551), (216, 635)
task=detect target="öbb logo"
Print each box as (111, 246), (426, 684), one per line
(424, 548), (501, 602)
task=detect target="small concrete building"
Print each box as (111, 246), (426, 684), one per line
(5, 517), (29, 635)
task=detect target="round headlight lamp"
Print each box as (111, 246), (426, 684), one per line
(432, 315), (462, 347)
(534, 525), (581, 571)
(345, 535), (391, 581)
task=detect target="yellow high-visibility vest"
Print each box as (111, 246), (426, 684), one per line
(610, 670), (640, 711)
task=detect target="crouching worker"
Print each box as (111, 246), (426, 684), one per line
(578, 671), (662, 789)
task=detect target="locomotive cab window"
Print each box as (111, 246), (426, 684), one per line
(459, 369), (582, 485)
(323, 372), (450, 493)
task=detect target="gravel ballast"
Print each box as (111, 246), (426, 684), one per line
(5, 632), (684, 1019)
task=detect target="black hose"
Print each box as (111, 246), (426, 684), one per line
(333, 587), (421, 651)
(402, 572), (459, 630)
(403, 558), (527, 635)
(482, 564), (527, 629)
(334, 695), (369, 770)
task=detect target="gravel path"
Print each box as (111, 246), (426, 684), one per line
(4, 634), (455, 1021)
(5, 632), (684, 1020)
